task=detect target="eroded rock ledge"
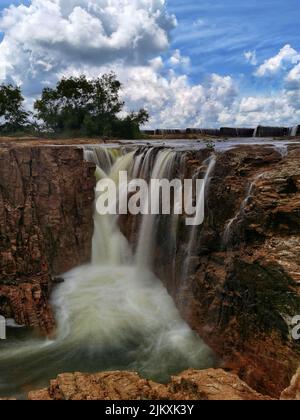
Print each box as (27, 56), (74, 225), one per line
(27, 369), (272, 401)
(0, 146), (95, 333)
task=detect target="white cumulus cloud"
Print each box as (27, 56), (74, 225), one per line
(122, 69), (238, 128)
(0, 0), (176, 93)
(256, 44), (300, 77)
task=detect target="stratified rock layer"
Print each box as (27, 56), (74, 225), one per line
(120, 144), (300, 398)
(171, 145), (300, 398)
(0, 146), (95, 333)
(28, 369), (271, 400)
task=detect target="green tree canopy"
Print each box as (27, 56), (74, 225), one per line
(34, 73), (149, 138)
(0, 84), (29, 133)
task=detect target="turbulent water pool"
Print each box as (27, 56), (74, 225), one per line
(0, 264), (215, 398)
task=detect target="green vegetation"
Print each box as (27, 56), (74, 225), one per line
(0, 85), (30, 133)
(0, 73), (149, 139)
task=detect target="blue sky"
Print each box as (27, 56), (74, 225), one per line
(168, 0), (300, 89)
(0, 0), (300, 128)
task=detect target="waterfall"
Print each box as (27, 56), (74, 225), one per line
(181, 156), (216, 280)
(135, 149), (177, 268)
(222, 173), (264, 247)
(290, 126), (299, 137)
(85, 147), (135, 265)
(0, 144), (215, 398)
(273, 144), (288, 158)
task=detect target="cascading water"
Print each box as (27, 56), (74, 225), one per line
(222, 173), (265, 247)
(289, 126), (299, 137)
(180, 156), (216, 284)
(135, 149), (178, 269)
(0, 145), (215, 398)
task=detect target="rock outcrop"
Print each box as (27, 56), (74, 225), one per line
(281, 367), (300, 400)
(28, 369), (271, 400)
(0, 146), (95, 334)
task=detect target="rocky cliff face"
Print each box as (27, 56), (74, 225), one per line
(28, 368), (271, 400)
(165, 145), (300, 398)
(120, 144), (300, 398)
(0, 146), (95, 334)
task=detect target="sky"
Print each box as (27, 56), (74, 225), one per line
(0, 0), (300, 128)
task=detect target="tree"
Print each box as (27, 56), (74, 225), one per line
(34, 73), (148, 138)
(0, 84), (29, 132)
(112, 109), (150, 139)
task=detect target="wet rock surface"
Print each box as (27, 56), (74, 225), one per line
(28, 369), (271, 400)
(0, 146), (95, 334)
